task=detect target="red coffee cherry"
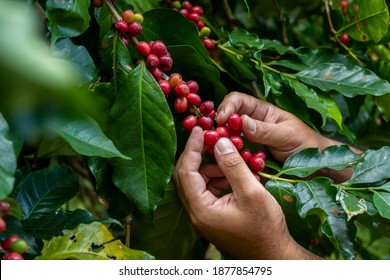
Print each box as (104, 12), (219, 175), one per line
(192, 6), (204, 16)
(240, 149), (252, 163)
(199, 101), (214, 115)
(230, 135), (244, 151)
(204, 130), (220, 146)
(3, 252), (24, 260)
(187, 12), (200, 23)
(158, 80), (171, 97)
(0, 200), (10, 217)
(114, 20), (128, 33)
(340, 33), (352, 44)
(339, 0), (349, 8)
(0, 217), (6, 234)
(253, 150), (267, 161)
(159, 55), (173, 71)
(150, 67), (163, 81)
(150, 40), (167, 57)
(136, 41), (151, 57)
(227, 113), (242, 132)
(2, 235), (21, 251)
(168, 73), (182, 88)
(249, 156), (265, 173)
(208, 110), (216, 119)
(187, 80), (199, 93)
(174, 81), (190, 97)
(146, 54), (159, 68)
(182, 115), (198, 132)
(91, 0), (103, 8)
(198, 116), (214, 130)
(186, 93), (201, 106)
(174, 97), (188, 113)
(180, 9), (190, 18)
(202, 38), (215, 50)
(197, 20), (205, 30)
(215, 126), (230, 138)
(182, 1), (193, 11)
(122, 9), (135, 23)
(127, 21), (143, 37)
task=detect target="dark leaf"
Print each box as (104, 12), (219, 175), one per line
(0, 113), (16, 199)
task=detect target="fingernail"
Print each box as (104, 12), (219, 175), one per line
(215, 138), (235, 154)
(217, 109), (225, 119)
(247, 117), (257, 133)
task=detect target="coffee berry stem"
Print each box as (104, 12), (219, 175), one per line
(103, 0), (122, 21)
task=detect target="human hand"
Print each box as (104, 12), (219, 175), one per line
(173, 126), (319, 259)
(216, 92), (335, 163)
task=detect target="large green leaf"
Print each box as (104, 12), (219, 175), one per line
(46, 0), (91, 44)
(338, 0), (389, 43)
(347, 146), (390, 185)
(108, 63), (176, 219)
(15, 166), (79, 219)
(294, 178), (358, 259)
(373, 191), (390, 219)
(51, 117), (131, 160)
(280, 145), (361, 178)
(22, 209), (120, 240)
(131, 182), (199, 259)
(296, 63), (390, 97)
(0, 113), (16, 199)
(121, 0), (161, 13)
(36, 222), (154, 260)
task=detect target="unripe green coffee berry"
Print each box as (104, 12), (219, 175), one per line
(132, 13), (144, 24)
(9, 239), (29, 254)
(199, 26), (211, 38)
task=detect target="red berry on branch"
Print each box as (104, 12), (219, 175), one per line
(2, 235), (21, 251)
(339, 0), (349, 8)
(146, 54), (159, 68)
(340, 33), (352, 44)
(204, 130), (220, 146)
(168, 73), (183, 88)
(159, 55), (173, 71)
(192, 6), (204, 16)
(114, 20), (128, 33)
(198, 116), (214, 130)
(150, 67), (163, 81)
(179, 9), (190, 18)
(199, 101), (214, 115)
(249, 156), (265, 173)
(174, 97), (188, 113)
(174, 81), (190, 97)
(202, 38), (215, 50)
(215, 126), (229, 138)
(197, 20), (205, 30)
(188, 12), (200, 23)
(206, 145), (215, 155)
(3, 252), (24, 260)
(182, 115), (198, 132)
(127, 21), (143, 37)
(91, 0), (103, 8)
(158, 80), (171, 97)
(136, 41), (151, 57)
(253, 150), (267, 161)
(240, 149), (252, 163)
(150, 40), (168, 57)
(230, 135), (244, 151)
(0, 217), (6, 234)
(208, 110), (216, 119)
(227, 113), (242, 132)
(182, 1), (193, 12)
(122, 9), (135, 23)
(186, 93), (201, 106)
(186, 80), (199, 93)
(0, 200), (10, 217)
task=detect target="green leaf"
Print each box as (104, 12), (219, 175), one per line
(339, 0), (389, 43)
(336, 191), (368, 221)
(121, 0), (161, 13)
(53, 38), (98, 85)
(373, 191), (390, 219)
(281, 145), (361, 178)
(51, 117), (131, 160)
(46, 0), (91, 44)
(132, 182), (199, 259)
(377, 93), (390, 122)
(0, 113), (16, 199)
(294, 178), (358, 259)
(15, 166), (79, 219)
(2, 197), (23, 220)
(22, 209), (120, 240)
(347, 147), (390, 185)
(283, 77), (328, 126)
(108, 63), (176, 219)
(36, 222), (154, 260)
(296, 63), (390, 97)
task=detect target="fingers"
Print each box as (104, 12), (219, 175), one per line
(213, 137), (264, 199)
(216, 92), (284, 125)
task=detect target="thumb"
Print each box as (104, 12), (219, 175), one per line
(214, 137), (261, 197)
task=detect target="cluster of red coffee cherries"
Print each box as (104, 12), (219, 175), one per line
(101, 1), (266, 178)
(338, 1), (353, 45)
(0, 200), (28, 260)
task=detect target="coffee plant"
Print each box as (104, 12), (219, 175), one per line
(0, 0), (389, 260)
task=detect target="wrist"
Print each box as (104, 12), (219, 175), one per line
(281, 238), (322, 260)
